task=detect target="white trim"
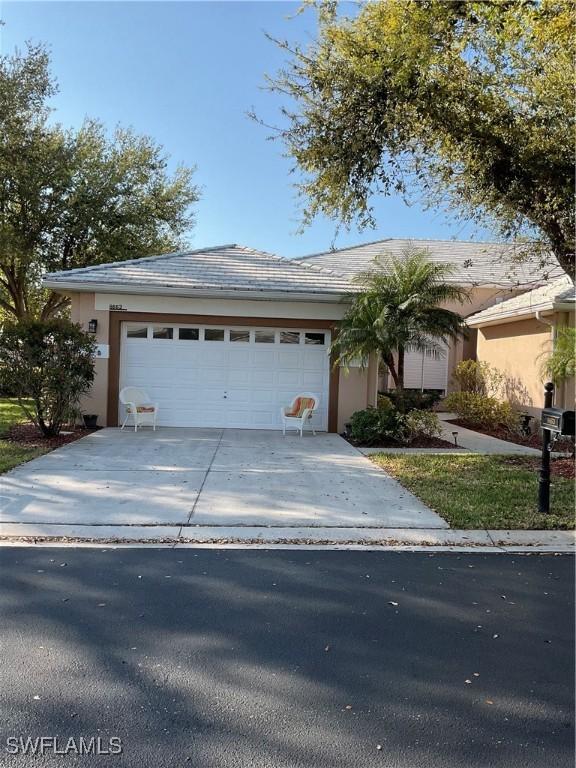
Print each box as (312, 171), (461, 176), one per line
(467, 306), (556, 328)
(42, 280), (349, 303)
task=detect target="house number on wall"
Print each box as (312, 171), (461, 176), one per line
(109, 304), (127, 311)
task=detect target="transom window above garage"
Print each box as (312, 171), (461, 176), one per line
(280, 331), (300, 344)
(178, 328), (199, 340)
(152, 326), (173, 339)
(126, 325), (148, 339)
(124, 325), (329, 345)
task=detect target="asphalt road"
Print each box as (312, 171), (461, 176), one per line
(0, 548), (573, 768)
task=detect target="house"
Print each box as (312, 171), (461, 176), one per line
(42, 239), (563, 433)
(466, 274), (575, 416)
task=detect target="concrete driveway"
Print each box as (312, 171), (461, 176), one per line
(0, 428), (447, 539)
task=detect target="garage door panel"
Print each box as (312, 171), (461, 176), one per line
(120, 324), (330, 430)
(251, 389), (274, 404)
(228, 349), (252, 366)
(253, 350), (277, 367)
(227, 390), (251, 404)
(199, 369), (227, 386)
(252, 370), (275, 386)
(202, 349), (227, 365)
(251, 410), (275, 427)
(301, 372), (325, 389)
(228, 369), (251, 386)
(278, 350), (301, 367)
(278, 370), (302, 387)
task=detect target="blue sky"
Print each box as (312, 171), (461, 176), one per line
(1, 1), (491, 257)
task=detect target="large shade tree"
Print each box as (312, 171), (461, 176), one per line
(332, 250), (469, 389)
(266, 0), (574, 274)
(0, 44), (200, 320)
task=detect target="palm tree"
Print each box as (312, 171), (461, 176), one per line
(332, 249), (469, 390)
(540, 326), (576, 383)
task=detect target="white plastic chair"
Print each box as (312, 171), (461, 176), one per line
(119, 387), (159, 432)
(280, 393), (319, 437)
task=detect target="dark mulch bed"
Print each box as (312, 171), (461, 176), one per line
(344, 434), (459, 449)
(502, 455), (575, 480)
(448, 419), (575, 452)
(6, 423), (98, 450)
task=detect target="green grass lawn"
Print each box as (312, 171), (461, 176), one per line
(371, 454), (575, 530)
(0, 397), (32, 436)
(0, 397), (45, 473)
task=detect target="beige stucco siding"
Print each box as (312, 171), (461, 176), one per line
(337, 354), (379, 432)
(70, 292), (110, 423)
(477, 317), (552, 413)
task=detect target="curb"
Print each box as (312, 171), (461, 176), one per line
(0, 527), (573, 553)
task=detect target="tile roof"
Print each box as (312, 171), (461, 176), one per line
(466, 275), (575, 326)
(43, 244), (352, 298)
(296, 238), (565, 287)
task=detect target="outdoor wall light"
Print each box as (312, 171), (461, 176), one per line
(88, 319), (98, 334)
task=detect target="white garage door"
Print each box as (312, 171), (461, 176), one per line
(119, 322), (331, 430)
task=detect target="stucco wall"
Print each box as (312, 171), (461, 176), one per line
(476, 317), (552, 414)
(70, 292), (110, 425)
(337, 354), (379, 433)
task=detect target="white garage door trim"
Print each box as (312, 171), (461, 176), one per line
(119, 322), (331, 430)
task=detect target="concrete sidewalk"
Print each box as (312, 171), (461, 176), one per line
(437, 413), (541, 454)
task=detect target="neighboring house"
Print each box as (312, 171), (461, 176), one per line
(42, 239), (563, 433)
(467, 275), (576, 416)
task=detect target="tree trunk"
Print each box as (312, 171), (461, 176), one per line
(397, 346), (405, 391)
(383, 352), (399, 388)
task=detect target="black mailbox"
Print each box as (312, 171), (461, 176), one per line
(541, 407), (575, 436)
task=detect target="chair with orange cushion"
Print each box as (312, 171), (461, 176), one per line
(280, 393), (319, 437)
(119, 387), (159, 432)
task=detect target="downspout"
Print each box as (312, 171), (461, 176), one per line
(535, 310), (558, 405)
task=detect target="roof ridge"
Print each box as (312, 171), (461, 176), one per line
(296, 238), (394, 261)
(45, 244), (243, 279)
(297, 237), (539, 262)
(233, 244), (351, 281)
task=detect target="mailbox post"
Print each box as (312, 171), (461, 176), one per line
(539, 384), (575, 514)
(538, 382), (554, 514)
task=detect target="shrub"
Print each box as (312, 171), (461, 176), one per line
(384, 389), (442, 413)
(348, 406), (406, 445)
(377, 394), (394, 410)
(404, 410), (443, 443)
(452, 360), (505, 398)
(443, 392), (519, 431)
(0, 319), (96, 437)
